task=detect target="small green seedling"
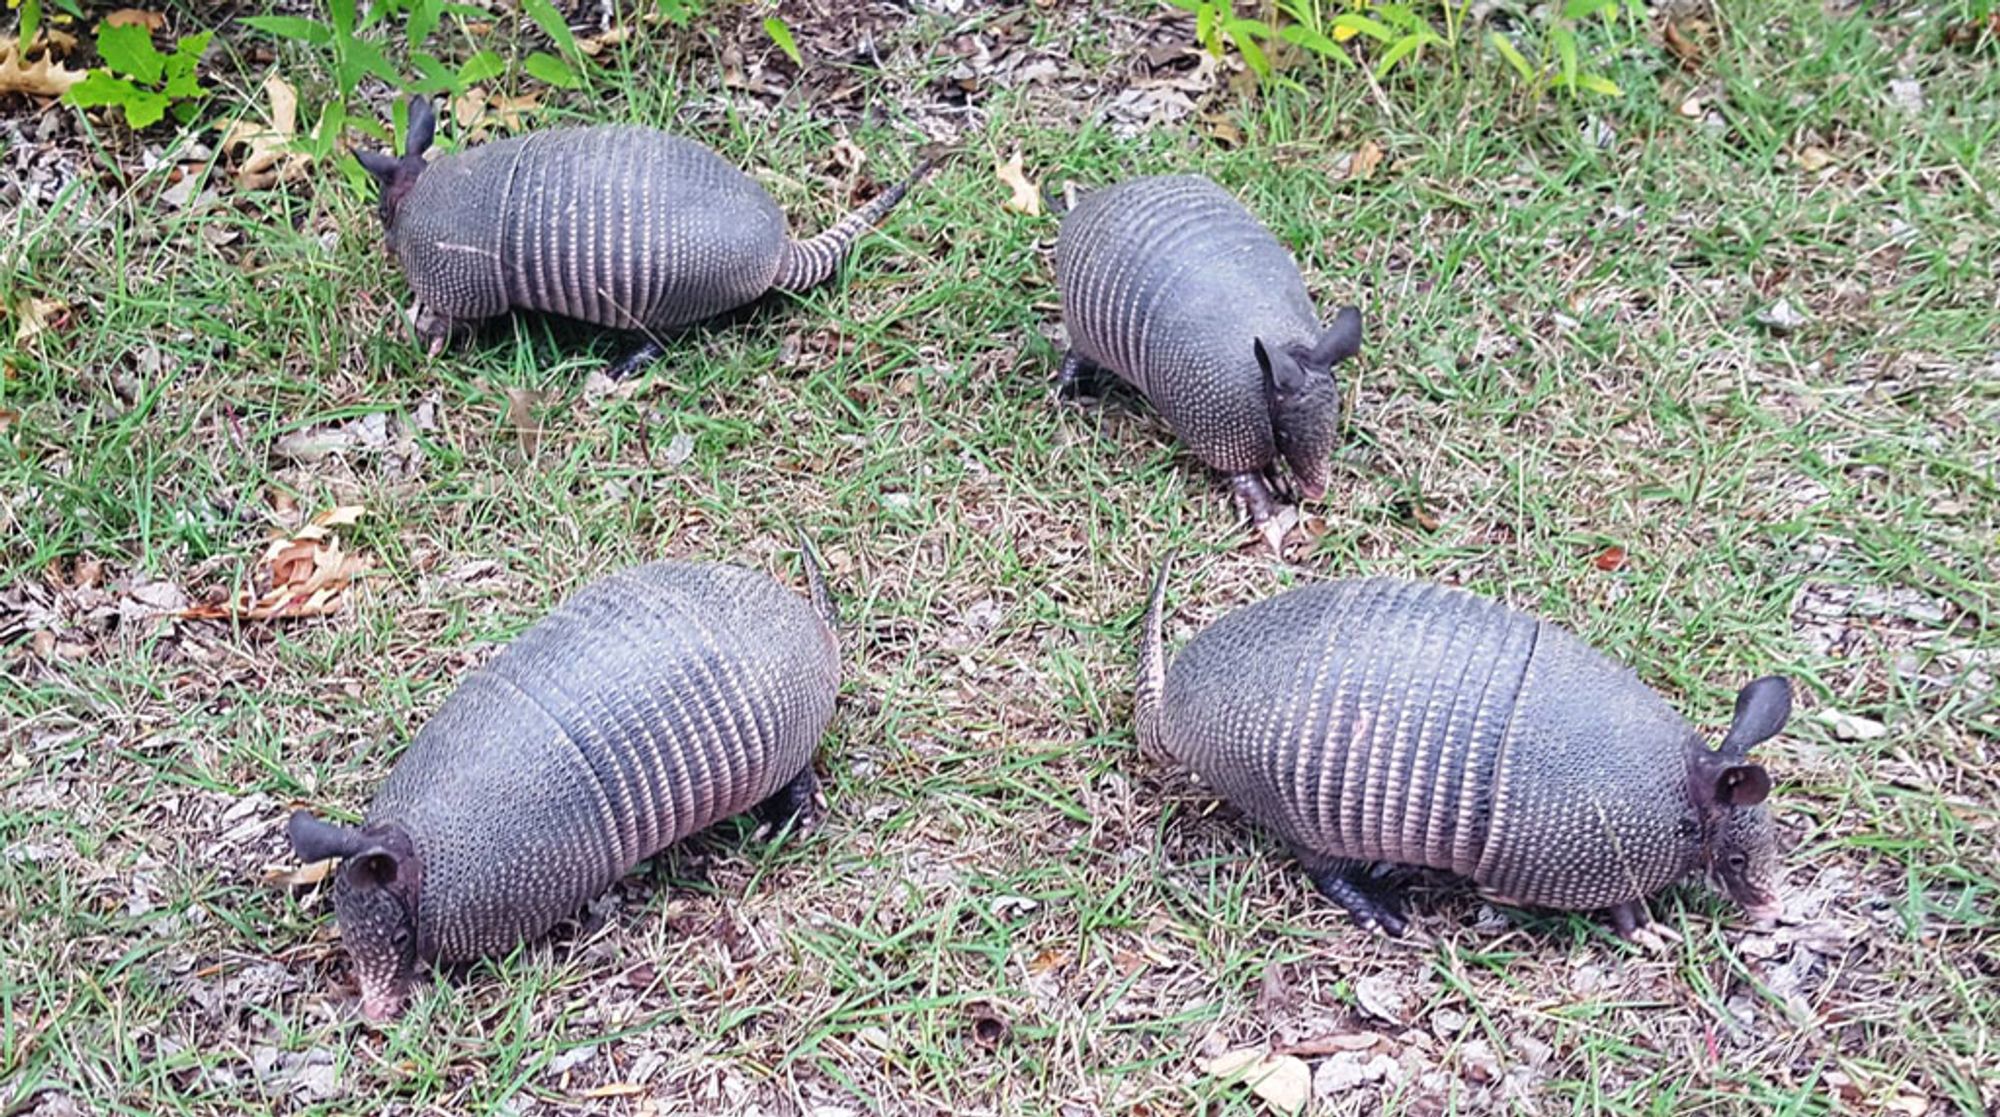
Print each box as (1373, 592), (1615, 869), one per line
(64, 21), (212, 129)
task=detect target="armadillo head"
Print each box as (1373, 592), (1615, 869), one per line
(287, 811), (424, 1022)
(1260, 306), (1362, 502)
(1687, 676), (1791, 927)
(353, 94), (436, 234)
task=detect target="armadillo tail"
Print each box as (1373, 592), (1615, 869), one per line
(1135, 549), (1178, 764)
(798, 531), (839, 630)
(772, 157), (935, 293)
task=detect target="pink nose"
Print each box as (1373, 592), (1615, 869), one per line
(1298, 479), (1327, 502)
(360, 996), (405, 1022)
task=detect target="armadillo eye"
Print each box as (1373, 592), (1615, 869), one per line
(1726, 853), (1747, 872)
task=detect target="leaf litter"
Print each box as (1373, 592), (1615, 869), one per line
(180, 506), (374, 622)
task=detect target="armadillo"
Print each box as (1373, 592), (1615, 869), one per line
(1135, 554), (1789, 944)
(286, 547), (841, 1020)
(355, 95), (930, 376)
(1054, 174), (1363, 552)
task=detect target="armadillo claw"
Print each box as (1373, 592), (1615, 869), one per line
(1608, 899), (1681, 952)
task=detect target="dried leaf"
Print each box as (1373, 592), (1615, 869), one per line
(0, 37), (87, 96)
(1200, 1047), (1312, 1116)
(1797, 146), (1833, 172)
(452, 86), (542, 138)
(11, 296), (70, 347)
(265, 857), (334, 888)
(1347, 139), (1384, 182)
(105, 9), (166, 30)
(576, 25), (633, 56)
(1354, 972), (1409, 1024)
(579, 1083), (645, 1099)
(0, 408), (18, 434)
(220, 74), (311, 189)
(179, 512), (373, 623)
(1663, 20), (1704, 70)
(1593, 545), (1627, 572)
(996, 150), (1041, 216)
(311, 505), (367, 528)
(502, 386), (548, 456)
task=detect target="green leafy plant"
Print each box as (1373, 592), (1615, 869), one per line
(63, 21), (212, 128)
(1163, 0), (1631, 99)
(241, 0), (588, 158)
(1488, 0), (1631, 99)
(655, 0), (709, 26)
(763, 15), (801, 66)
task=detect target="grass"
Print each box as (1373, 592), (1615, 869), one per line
(2, 0), (1997, 1113)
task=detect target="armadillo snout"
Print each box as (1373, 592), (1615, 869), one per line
(1273, 375), (1341, 500)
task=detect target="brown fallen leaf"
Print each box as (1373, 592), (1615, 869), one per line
(105, 9), (166, 29)
(220, 74), (312, 189)
(996, 150), (1041, 216)
(0, 407), (18, 434)
(576, 25), (633, 56)
(264, 857), (334, 888)
(1347, 138), (1384, 182)
(452, 87), (542, 139)
(502, 386), (548, 456)
(0, 35), (87, 96)
(11, 296), (70, 348)
(1594, 545), (1628, 572)
(179, 507), (373, 623)
(1797, 146), (1833, 172)
(1200, 1047), (1312, 1116)
(1663, 20), (1704, 71)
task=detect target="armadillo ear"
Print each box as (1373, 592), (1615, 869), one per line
(1721, 675), (1792, 756)
(355, 150), (400, 191)
(404, 95), (436, 158)
(1256, 337), (1308, 397)
(287, 811), (366, 863)
(1713, 763), (1772, 807)
(348, 849), (402, 888)
(1308, 306), (1363, 369)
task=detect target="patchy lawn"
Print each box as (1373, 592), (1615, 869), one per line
(2, 0), (1995, 1114)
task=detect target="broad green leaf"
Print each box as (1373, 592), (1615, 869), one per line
(408, 51), (458, 94)
(344, 35), (403, 84)
(524, 50), (580, 88)
(172, 98), (199, 125)
(1160, 0), (1204, 12)
(763, 16), (801, 66)
(522, 0), (580, 59)
(329, 0), (356, 37)
(19, 0), (39, 54)
(1551, 25), (1578, 89)
(407, 0), (441, 47)
(458, 49), (504, 84)
(1577, 72), (1622, 96)
(1222, 16), (1273, 40)
(1562, 0), (1619, 19)
(162, 35), (209, 99)
(1330, 14), (1395, 43)
(64, 70), (138, 109)
(1372, 3), (1427, 34)
(1196, 2), (1217, 53)
(1229, 27), (1271, 78)
(242, 16), (333, 46)
(1281, 22), (1355, 67)
(120, 88), (170, 127)
(1372, 31), (1423, 78)
(1487, 31), (1534, 83)
(97, 21), (165, 83)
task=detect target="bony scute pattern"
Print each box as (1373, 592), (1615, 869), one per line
(1136, 555), (1791, 943)
(354, 95), (931, 367)
(1054, 174), (1363, 550)
(288, 556), (840, 1020)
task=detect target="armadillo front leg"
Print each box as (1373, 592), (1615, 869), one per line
(1227, 472), (1288, 554)
(1054, 348), (1110, 398)
(752, 765), (822, 841)
(408, 299), (461, 358)
(1299, 850), (1409, 936)
(606, 338), (666, 382)
(1606, 899), (1682, 952)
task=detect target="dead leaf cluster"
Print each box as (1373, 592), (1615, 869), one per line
(452, 87), (544, 141)
(995, 150), (1040, 215)
(218, 74), (313, 189)
(0, 30), (85, 97)
(10, 295), (71, 348)
(180, 506), (373, 622)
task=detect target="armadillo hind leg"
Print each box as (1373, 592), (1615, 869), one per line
(606, 337), (666, 382)
(1299, 849), (1410, 937)
(752, 764), (822, 841)
(1227, 472), (1288, 554)
(1606, 898), (1682, 953)
(1055, 348), (1111, 398)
